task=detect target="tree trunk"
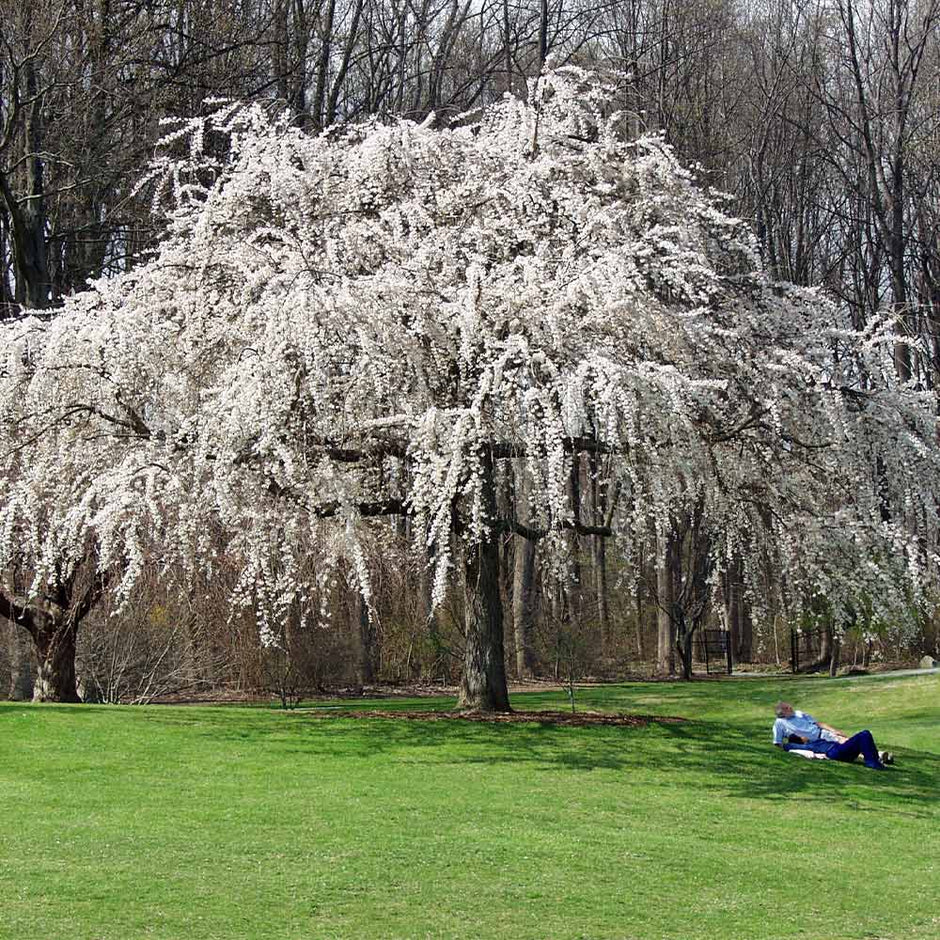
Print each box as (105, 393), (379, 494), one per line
(675, 606), (694, 681)
(6, 620), (34, 700)
(724, 559), (752, 664)
(355, 590), (377, 686)
(739, 605), (753, 663)
(634, 579), (645, 661)
(829, 632), (841, 678)
(538, 0), (549, 69)
(511, 462), (536, 678)
(458, 453), (511, 712)
(9, 40), (50, 309)
(818, 621), (832, 668)
(724, 563), (738, 657)
(459, 533), (511, 711)
(31, 621), (80, 702)
(326, 0), (365, 128)
(311, 0), (336, 130)
(567, 456), (583, 623)
(656, 531), (676, 675)
(1, 562), (106, 703)
(415, 540), (436, 681)
(512, 535), (536, 678)
(595, 535), (609, 651)
(589, 452), (609, 652)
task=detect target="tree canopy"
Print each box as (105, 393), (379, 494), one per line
(3, 68), (939, 706)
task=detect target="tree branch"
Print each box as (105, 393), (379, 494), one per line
(499, 517), (613, 541)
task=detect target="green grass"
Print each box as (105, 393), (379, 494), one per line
(2, 672), (939, 940)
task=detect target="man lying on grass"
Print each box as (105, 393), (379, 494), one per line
(773, 701), (894, 770)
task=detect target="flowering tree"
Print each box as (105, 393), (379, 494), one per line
(2, 68), (939, 706)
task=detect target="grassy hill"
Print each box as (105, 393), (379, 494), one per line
(2, 672), (938, 939)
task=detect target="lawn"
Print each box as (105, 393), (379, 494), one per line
(1, 672), (938, 939)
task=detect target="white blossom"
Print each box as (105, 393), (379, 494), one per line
(2, 68), (938, 642)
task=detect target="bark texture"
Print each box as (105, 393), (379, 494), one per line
(0, 563), (105, 702)
(6, 621), (34, 700)
(458, 452), (511, 712)
(31, 623), (80, 702)
(459, 532), (511, 711)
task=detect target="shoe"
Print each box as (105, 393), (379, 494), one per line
(864, 760), (886, 770)
(879, 750), (895, 765)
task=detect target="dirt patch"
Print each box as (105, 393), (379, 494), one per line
(306, 708), (686, 727)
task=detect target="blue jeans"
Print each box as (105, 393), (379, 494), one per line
(825, 730), (883, 768)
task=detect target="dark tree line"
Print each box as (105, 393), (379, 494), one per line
(3, 0), (938, 325)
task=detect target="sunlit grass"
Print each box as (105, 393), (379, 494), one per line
(2, 672), (938, 939)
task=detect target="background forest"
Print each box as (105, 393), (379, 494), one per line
(2, 0), (939, 702)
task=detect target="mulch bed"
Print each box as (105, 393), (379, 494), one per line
(306, 709), (686, 727)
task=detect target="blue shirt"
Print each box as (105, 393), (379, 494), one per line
(772, 710), (839, 746)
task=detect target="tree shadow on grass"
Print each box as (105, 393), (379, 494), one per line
(372, 716), (937, 815)
(9, 703), (937, 817)
(187, 706), (940, 816)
